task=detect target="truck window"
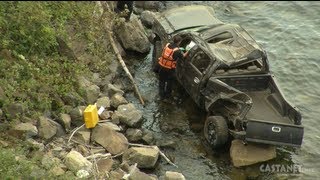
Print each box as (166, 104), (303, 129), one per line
(207, 31), (233, 44)
(191, 50), (211, 73)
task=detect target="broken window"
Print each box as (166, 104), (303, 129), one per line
(191, 50), (211, 73)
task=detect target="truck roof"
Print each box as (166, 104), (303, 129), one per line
(158, 5), (223, 34)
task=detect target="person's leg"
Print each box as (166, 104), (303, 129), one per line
(159, 68), (166, 99)
(165, 70), (174, 99)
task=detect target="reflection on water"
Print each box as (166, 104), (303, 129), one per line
(124, 1), (320, 179)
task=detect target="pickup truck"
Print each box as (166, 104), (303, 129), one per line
(151, 5), (303, 148)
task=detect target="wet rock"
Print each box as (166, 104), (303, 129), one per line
(140, 10), (158, 28)
(91, 124), (128, 155)
(113, 103), (143, 127)
(57, 113), (71, 132)
(107, 83), (124, 97)
(100, 122), (122, 131)
(74, 129), (91, 144)
(38, 116), (57, 140)
(115, 15), (151, 53)
(142, 129), (155, 145)
(122, 147), (159, 168)
(70, 106), (86, 126)
(64, 150), (92, 174)
(156, 140), (176, 149)
(164, 171), (186, 180)
(126, 128), (143, 142)
(230, 140), (276, 167)
(13, 123), (38, 138)
(97, 158), (114, 175)
(96, 96), (111, 109)
(111, 93), (128, 109)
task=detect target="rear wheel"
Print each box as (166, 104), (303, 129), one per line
(152, 40), (162, 73)
(204, 116), (229, 149)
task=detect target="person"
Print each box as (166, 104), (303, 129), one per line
(158, 35), (188, 100)
(115, 1), (133, 22)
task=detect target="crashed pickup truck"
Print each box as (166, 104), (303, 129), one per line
(151, 5), (303, 148)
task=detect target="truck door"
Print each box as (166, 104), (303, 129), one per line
(177, 44), (212, 103)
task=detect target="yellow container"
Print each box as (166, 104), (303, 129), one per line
(83, 104), (99, 128)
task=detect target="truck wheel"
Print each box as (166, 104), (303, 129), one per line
(152, 40), (161, 73)
(204, 116), (229, 149)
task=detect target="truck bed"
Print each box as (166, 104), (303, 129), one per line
(245, 90), (292, 124)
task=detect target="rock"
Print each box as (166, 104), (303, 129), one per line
(142, 129), (155, 145)
(110, 93), (128, 109)
(76, 169), (90, 178)
(62, 92), (85, 107)
(97, 158), (114, 174)
(109, 169), (126, 180)
(128, 164), (158, 180)
(100, 122), (122, 131)
(113, 103), (143, 127)
(50, 166), (65, 177)
(122, 147), (159, 168)
(48, 118), (65, 137)
(13, 123), (38, 138)
(85, 84), (100, 104)
(164, 171), (186, 180)
(90, 148), (106, 155)
(77, 144), (90, 157)
(134, 1), (165, 11)
(4, 102), (26, 119)
(99, 110), (112, 120)
(96, 96), (111, 109)
(38, 116), (57, 140)
(0, 140), (9, 147)
(125, 128), (143, 142)
(107, 84), (124, 97)
(41, 154), (62, 170)
(230, 140), (276, 167)
(91, 124), (128, 155)
(115, 15), (151, 53)
(111, 112), (120, 124)
(70, 106), (86, 126)
(92, 73), (102, 85)
(156, 140), (176, 149)
(58, 113), (71, 131)
(74, 129), (91, 144)
(140, 10), (157, 28)
(64, 150), (92, 174)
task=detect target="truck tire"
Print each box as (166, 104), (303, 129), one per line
(152, 40), (162, 73)
(204, 116), (229, 149)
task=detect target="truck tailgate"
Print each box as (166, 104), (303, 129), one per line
(246, 120), (304, 147)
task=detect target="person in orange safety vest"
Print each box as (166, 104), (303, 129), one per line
(158, 35), (188, 100)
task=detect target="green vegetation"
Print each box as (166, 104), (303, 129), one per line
(0, 2), (116, 177)
(0, 1), (114, 117)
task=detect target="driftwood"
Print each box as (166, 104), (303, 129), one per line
(127, 143), (178, 168)
(98, 1), (145, 106)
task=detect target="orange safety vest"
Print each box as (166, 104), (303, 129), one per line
(158, 43), (179, 69)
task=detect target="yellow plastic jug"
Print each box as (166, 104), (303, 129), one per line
(83, 104), (99, 128)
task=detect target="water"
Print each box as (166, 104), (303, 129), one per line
(124, 1), (320, 179)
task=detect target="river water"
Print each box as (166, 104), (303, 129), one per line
(123, 1), (320, 179)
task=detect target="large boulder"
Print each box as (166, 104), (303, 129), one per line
(140, 10), (158, 28)
(64, 150), (92, 174)
(115, 15), (151, 53)
(164, 171), (186, 180)
(91, 125), (128, 155)
(122, 147), (159, 168)
(37, 116), (58, 140)
(230, 140), (276, 167)
(112, 103), (143, 127)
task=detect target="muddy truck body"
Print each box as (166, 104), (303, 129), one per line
(151, 5), (303, 148)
